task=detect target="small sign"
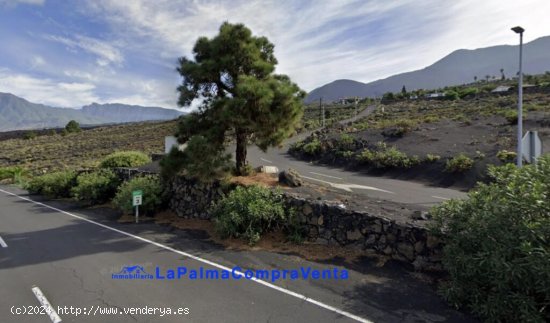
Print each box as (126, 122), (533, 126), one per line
(132, 190), (143, 206)
(522, 131), (542, 163)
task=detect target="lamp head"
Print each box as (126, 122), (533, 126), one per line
(511, 26), (525, 34)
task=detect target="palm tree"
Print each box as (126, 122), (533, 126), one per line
(474, 76), (478, 83)
(500, 68), (505, 80)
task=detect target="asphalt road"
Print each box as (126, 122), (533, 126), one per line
(0, 186), (475, 323)
(244, 105), (467, 207)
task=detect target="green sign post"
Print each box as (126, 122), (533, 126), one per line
(132, 190), (143, 223)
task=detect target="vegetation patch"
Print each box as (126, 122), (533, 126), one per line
(100, 151), (151, 168)
(112, 175), (163, 215)
(445, 154), (474, 172)
(431, 155), (550, 322)
(25, 170), (77, 198)
(71, 169), (120, 204)
(211, 185), (298, 245)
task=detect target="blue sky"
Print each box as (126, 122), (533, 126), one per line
(0, 0), (549, 109)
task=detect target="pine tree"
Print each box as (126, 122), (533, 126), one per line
(174, 23), (305, 175)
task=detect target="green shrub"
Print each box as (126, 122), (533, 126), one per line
(23, 131), (37, 140)
(357, 145), (420, 168)
(302, 138), (322, 156)
(445, 154), (474, 172)
(425, 154), (441, 163)
(211, 185), (292, 245)
(444, 91), (459, 101)
(496, 149), (517, 163)
(337, 134), (354, 150)
(71, 170), (120, 203)
(25, 170), (77, 198)
(0, 166), (27, 184)
(504, 110), (518, 124)
(112, 175), (162, 215)
(99, 151), (151, 168)
(65, 120), (81, 133)
(431, 156), (550, 322)
(181, 135), (232, 180)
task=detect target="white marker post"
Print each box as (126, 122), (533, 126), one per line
(132, 190), (142, 223)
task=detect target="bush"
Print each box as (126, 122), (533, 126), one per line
(431, 156), (550, 322)
(445, 154), (473, 172)
(65, 120), (81, 133)
(211, 185), (293, 245)
(302, 138), (322, 156)
(112, 175), (163, 215)
(496, 149), (517, 163)
(185, 135), (231, 180)
(0, 166), (27, 184)
(71, 170), (120, 203)
(357, 145), (420, 168)
(25, 170), (77, 198)
(425, 154), (441, 163)
(100, 151), (151, 168)
(23, 131), (37, 140)
(504, 110), (518, 124)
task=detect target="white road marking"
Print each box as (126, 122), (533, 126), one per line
(260, 158), (273, 164)
(31, 286), (62, 323)
(309, 172), (343, 180)
(0, 189), (372, 323)
(431, 196), (450, 201)
(0, 235), (7, 248)
(302, 176), (394, 194)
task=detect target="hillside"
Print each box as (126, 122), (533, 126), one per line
(292, 89), (550, 189)
(0, 92), (184, 131)
(306, 35), (550, 102)
(0, 120), (178, 174)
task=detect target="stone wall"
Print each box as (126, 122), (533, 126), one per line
(162, 174), (443, 271)
(284, 195), (443, 271)
(165, 176), (232, 219)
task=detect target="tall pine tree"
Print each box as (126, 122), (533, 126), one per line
(175, 22), (305, 175)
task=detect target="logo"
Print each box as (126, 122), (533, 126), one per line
(112, 265), (154, 280)
(111, 264), (349, 282)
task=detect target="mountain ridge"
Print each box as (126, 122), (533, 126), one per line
(0, 92), (184, 131)
(306, 35), (550, 103)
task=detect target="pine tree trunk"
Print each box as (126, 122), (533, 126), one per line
(235, 129), (248, 175)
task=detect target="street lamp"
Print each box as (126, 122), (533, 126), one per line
(512, 26), (524, 167)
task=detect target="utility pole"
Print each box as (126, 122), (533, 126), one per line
(512, 26), (525, 167)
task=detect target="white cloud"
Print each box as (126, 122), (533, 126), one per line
(0, 0), (45, 7)
(0, 69), (99, 107)
(85, 0), (550, 91)
(44, 34), (124, 66)
(29, 55), (45, 69)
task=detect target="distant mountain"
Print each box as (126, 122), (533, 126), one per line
(82, 103), (182, 123)
(306, 35), (550, 103)
(0, 93), (184, 131)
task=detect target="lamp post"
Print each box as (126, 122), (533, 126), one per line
(512, 26), (524, 167)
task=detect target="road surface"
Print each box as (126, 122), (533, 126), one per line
(0, 186), (474, 322)
(244, 105), (467, 207)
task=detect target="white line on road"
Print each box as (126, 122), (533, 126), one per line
(0, 189), (372, 323)
(309, 172), (343, 180)
(260, 158), (273, 164)
(431, 196), (450, 201)
(302, 176), (394, 194)
(31, 286), (62, 323)
(0, 235), (7, 248)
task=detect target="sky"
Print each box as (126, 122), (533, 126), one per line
(0, 0), (549, 109)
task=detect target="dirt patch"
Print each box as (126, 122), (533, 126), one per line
(229, 172), (283, 188)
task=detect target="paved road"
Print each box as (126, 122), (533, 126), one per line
(0, 186), (474, 323)
(244, 105), (467, 208)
